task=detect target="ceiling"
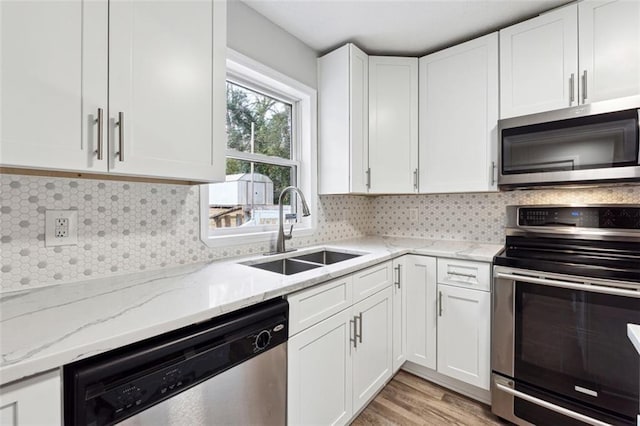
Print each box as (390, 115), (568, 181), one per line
(243, 0), (570, 56)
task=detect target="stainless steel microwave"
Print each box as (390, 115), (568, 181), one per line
(498, 96), (640, 189)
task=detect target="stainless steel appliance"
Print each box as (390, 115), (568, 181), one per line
(492, 205), (640, 426)
(64, 298), (288, 426)
(498, 97), (640, 189)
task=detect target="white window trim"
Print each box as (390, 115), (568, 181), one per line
(200, 48), (317, 249)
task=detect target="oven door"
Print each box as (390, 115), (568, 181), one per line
(493, 267), (640, 425)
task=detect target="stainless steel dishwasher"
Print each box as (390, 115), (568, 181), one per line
(64, 299), (288, 426)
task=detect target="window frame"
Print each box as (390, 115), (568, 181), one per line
(200, 49), (317, 248)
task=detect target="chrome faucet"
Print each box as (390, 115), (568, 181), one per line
(274, 186), (311, 253)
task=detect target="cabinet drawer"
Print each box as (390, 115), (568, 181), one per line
(352, 261), (392, 303)
(436, 258), (490, 292)
(287, 276), (353, 336)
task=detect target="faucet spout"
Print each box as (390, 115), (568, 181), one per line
(274, 186), (311, 254)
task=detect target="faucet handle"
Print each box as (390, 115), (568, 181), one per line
(285, 224), (294, 240)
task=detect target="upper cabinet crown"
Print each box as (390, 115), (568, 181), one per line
(0, 0), (227, 182)
(500, 0), (640, 119)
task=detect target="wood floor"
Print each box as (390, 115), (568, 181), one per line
(352, 371), (511, 426)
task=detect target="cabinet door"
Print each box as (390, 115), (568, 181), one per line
(0, 370), (61, 426)
(108, 0), (226, 181)
(437, 284), (490, 390)
(0, 0), (108, 172)
(500, 4), (578, 118)
(368, 57), (418, 193)
(405, 255), (437, 370)
(579, 0), (640, 104)
(391, 257), (406, 372)
(419, 33), (498, 193)
(318, 43), (369, 194)
(288, 309), (353, 426)
(352, 287), (393, 413)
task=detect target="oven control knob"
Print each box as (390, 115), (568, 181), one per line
(254, 330), (271, 350)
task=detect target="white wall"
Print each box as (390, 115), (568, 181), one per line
(227, 0), (318, 89)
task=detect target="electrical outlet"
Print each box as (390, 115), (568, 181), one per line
(45, 210), (78, 247)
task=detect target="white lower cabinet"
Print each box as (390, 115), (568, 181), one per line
(0, 370), (61, 426)
(288, 308), (354, 426)
(391, 257), (406, 372)
(436, 283), (491, 390)
(287, 264), (393, 426)
(288, 255), (492, 425)
(404, 255), (437, 369)
(352, 287), (393, 413)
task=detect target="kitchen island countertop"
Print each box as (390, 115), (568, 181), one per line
(0, 236), (502, 386)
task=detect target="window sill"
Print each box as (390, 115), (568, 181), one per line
(200, 225), (315, 249)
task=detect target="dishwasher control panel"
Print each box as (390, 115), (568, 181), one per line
(64, 299), (289, 426)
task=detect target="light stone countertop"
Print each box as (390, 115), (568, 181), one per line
(629, 324), (640, 355)
(0, 236), (503, 386)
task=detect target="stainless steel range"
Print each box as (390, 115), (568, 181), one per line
(492, 205), (640, 426)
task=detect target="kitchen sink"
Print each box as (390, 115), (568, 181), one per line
(248, 258), (322, 275)
(290, 250), (362, 265)
(245, 249), (364, 275)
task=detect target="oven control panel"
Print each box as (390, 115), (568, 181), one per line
(518, 206), (640, 229)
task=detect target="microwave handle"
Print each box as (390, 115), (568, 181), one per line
(494, 382), (610, 426)
(495, 272), (640, 298)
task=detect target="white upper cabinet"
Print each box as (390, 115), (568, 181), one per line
(0, 0), (108, 172)
(108, 0), (226, 181)
(0, 0), (226, 182)
(500, 3), (578, 118)
(368, 56), (419, 194)
(500, 0), (640, 119)
(578, 0), (640, 104)
(318, 44), (369, 194)
(419, 33), (499, 193)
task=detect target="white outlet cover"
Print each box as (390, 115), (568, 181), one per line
(45, 210), (78, 247)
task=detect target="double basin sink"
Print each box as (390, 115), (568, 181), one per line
(245, 250), (364, 275)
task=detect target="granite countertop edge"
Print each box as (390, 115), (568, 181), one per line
(0, 236), (503, 386)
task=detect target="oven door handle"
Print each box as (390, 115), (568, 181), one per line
(496, 272), (640, 298)
(494, 382), (611, 426)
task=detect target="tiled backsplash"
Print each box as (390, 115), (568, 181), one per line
(370, 185), (640, 243)
(0, 174), (371, 292)
(2, 173), (640, 292)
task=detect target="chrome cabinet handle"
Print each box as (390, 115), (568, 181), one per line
(438, 291), (443, 317)
(569, 73), (575, 104)
(448, 271), (477, 279)
(394, 264), (401, 289)
(366, 168), (371, 189)
(496, 272), (640, 298)
(357, 313), (363, 343)
(581, 70), (588, 104)
(95, 108), (104, 160)
(116, 111), (125, 162)
(491, 161), (496, 186)
(350, 317), (358, 348)
(495, 382), (609, 426)
(413, 169), (418, 190)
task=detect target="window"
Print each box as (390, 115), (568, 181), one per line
(200, 50), (317, 247)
